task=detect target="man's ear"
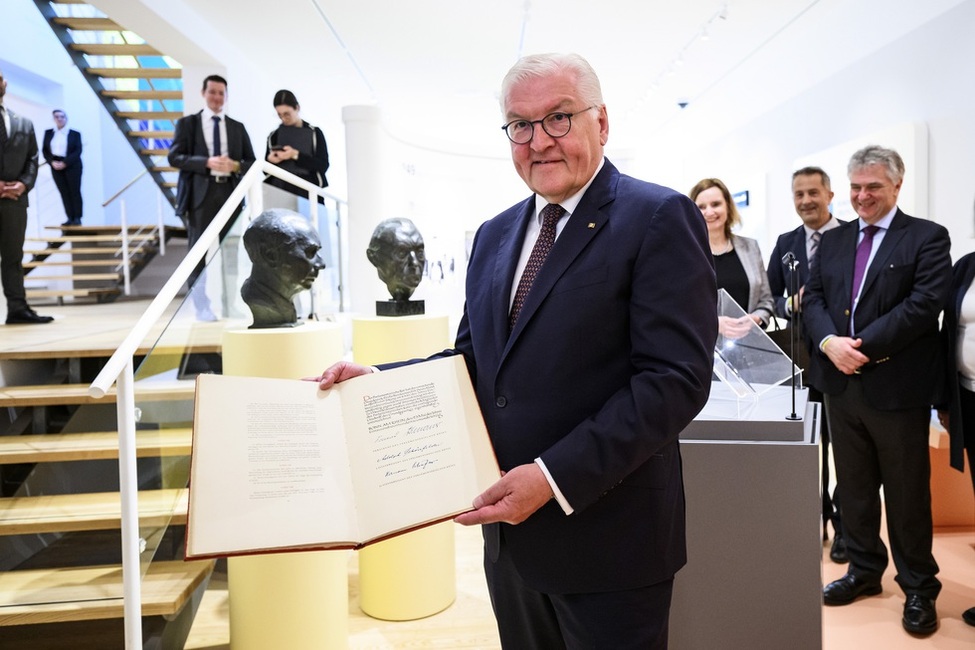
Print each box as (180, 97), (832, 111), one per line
(262, 245), (281, 265)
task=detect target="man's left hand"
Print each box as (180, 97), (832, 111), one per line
(454, 463), (554, 526)
(0, 182), (25, 200)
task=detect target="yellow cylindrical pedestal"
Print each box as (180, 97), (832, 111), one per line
(222, 323), (349, 650)
(352, 314), (458, 620)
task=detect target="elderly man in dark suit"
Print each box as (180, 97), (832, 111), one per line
(168, 74), (255, 317)
(42, 109), (83, 226)
(803, 145), (950, 635)
(314, 53), (717, 649)
(766, 166), (846, 561)
(0, 69), (52, 325)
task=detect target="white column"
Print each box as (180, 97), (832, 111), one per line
(342, 105), (386, 316)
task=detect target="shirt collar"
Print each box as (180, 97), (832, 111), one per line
(202, 106), (224, 122)
(859, 206), (897, 231)
(802, 215), (841, 238)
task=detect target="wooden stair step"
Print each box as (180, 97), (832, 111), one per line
(152, 166), (178, 173)
(52, 17), (122, 31)
(140, 148), (170, 156)
(0, 559), (214, 625)
(0, 489), (188, 536)
(25, 289), (120, 300)
(24, 273), (122, 282)
(0, 380), (194, 408)
(0, 429), (191, 465)
(101, 90), (181, 101)
(43, 225), (160, 234)
(87, 67), (181, 79)
(23, 261), (128, 269)
(116, 111), (182, 121)
(128, 130), (173, 139)
(27, 246), (150, 256)
(26, 234), (155, 244)
(69, 43), (160, 56)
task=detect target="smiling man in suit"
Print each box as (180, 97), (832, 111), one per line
(766, 166), (846, 561)
(0, 68), (53, 325)
(168, 74), (255, 317)
(42, 109), (83, 226)
(314, 53), (717, 648)
(803, 145), (950, 635)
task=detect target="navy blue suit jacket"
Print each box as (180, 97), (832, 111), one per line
(446, 160), (717, 594)
(803, 209), (951, 410)
(42, 128), (82, 169)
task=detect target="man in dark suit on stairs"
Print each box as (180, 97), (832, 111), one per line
(42, 109), (84, 226)
(804, 145), (950, 636)
(0, 68), (53, 325)
(168, 74), (255, 319)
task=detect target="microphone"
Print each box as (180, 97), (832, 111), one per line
(782, 251), (798, 269)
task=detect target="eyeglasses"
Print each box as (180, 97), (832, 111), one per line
(501, 105), (597, 144)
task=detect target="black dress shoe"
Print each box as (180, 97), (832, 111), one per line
(5, 308), (54, 324)
(829, 534), (849, 564)
(902, 594), (937, 635)
(963, 606), (975, 626)
(823, 573), (882, 605)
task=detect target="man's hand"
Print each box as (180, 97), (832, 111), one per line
(823, 336), (870, 375)
(0, 181), (25, 200)
(789, 286), (806, 313)
(718, 315), (753, 340)
(304, 361), (373, 389)
(51, 161), (66, 171)
(206, 155), (237, 174)
(454, 463), (554, 526)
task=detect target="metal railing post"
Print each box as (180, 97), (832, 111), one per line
(157, 192), (166, 256)
(116, 359), (143, 650)
(120, 199), (131, 295)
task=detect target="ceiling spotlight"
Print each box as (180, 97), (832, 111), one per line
(719, 2), (729, 20)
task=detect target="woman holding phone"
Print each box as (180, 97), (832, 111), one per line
(264, 89), (329, 209)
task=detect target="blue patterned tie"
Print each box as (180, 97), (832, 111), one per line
(509, 203), (565, 330)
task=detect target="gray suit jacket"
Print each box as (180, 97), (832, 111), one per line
(0, 107), (39, 207)
(730, 234), (774, 324)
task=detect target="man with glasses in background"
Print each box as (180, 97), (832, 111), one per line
(314, 52), (717, 649)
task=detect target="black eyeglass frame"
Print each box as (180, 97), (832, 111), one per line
(501, 105), (598, 144)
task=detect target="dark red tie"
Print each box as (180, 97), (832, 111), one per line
(509, 203), (565, 330)
(850, 225), (879, 306)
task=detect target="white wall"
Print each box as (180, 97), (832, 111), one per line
(653, 0), (975, 263)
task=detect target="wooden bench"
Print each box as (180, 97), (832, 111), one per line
(0, 429), (191, 464)
(0, 489), (188, 536)
(0, 559), (214, 625)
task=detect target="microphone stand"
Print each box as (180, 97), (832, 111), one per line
(783, 252), (801, 421)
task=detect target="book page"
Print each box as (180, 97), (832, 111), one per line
(188, 375), (359, 557)
(341, 356), (499, 541)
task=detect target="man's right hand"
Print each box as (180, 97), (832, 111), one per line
(304, 361), (373, 389)
(823, 336), (870, 375)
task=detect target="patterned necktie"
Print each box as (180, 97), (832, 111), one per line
(509, 203), (565, 330)
(850, 225), (880, 307)
(809, 230), (821, 262)
(211, 115), (221, 157)
(0, 107), (8, 150)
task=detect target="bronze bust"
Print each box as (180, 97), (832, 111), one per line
(366, 217), (426, 315)
(241, 209), (326, 328)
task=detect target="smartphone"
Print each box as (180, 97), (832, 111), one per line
(270, 145), (286, 151)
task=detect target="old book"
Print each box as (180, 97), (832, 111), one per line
(185, 355), (499, 558)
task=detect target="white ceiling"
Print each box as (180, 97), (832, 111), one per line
(106, 0), (968, 157)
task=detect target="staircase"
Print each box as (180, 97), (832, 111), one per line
(32, 0), (183, 207)
(23, 224), (186, 305)
(0, 311), (224, 648)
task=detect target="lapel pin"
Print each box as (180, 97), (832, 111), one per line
(588, 222), (595, 229)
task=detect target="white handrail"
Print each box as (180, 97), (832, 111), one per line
(102, 169), (149, 208)
(86, 161), (343, 650)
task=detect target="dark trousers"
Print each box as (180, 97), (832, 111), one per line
(0, 200), (28, 312)
(484, 531), (673, 649)
(182, 178), (239, 288)
(810, 385), (842, 536)
(825, 377), (941, 598)
(51, 163), (83, 222)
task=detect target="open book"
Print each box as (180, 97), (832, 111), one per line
(186, 355), (499, 558)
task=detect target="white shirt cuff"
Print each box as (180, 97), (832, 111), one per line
(534, 457), (574, 515)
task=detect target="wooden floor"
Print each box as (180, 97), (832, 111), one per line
(179, 521), (975, 650)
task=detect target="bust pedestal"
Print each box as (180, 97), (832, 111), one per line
(352, 314), (457, 620)
(221, 323), (348, 650)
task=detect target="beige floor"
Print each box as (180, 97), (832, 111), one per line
(184, 522), (975, 650)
